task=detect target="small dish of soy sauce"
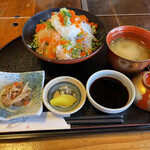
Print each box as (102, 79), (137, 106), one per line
(86, 70), (135, 114)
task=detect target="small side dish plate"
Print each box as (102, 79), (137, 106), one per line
(0, 70), (45, 120)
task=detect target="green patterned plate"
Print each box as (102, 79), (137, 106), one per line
(0, 71), (45, 120)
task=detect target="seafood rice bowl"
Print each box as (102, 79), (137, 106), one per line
(22, 7), (106, 64)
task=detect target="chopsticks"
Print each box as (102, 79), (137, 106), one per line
(64, 114), (124, 125)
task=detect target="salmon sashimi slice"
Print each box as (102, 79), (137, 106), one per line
(45, 31), (61, 59)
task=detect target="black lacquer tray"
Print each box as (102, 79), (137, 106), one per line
(0, 37), (150, 139)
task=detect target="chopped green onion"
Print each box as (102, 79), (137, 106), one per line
(40, 19), (43, 23)
(92, 39), (102, 52)
(126, 37), (130, 39)
(77, 32), (83, 37)
(119, 37), (124, 40)
(71, 43), (84, 58)
(30, 36), (39, 49)
(92, 26), (97, 34)
(46, 21), (54, 29)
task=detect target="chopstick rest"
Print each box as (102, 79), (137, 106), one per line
(64, 115), (124, 124)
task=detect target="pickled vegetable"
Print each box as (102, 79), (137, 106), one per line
(50, 94), (77, 107)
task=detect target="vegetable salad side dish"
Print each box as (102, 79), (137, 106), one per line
(30, 8), (102, 60)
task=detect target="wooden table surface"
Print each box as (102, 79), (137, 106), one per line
(0, 0), (150, 149)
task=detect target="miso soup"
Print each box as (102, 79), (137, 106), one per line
(110, 37), (150, 61)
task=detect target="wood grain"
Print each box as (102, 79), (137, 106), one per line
(87, 0), (150, 15)
(0, 132), (150, 150)
(110, 0), (150, 14)
(87, 0), (114, 15)
(0, 0), (36, 17)
(0, 18), (29, 49)
(97, 16), (119, 32)
(99, 15), (150, 32)
(117, 15), (150, 31)
(36, 0), (81, 13)
(0, 0), (82, 48)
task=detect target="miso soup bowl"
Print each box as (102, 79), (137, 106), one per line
(86, 70), (135, 114)
(106, 26), (150, 74)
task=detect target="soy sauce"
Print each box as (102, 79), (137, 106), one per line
(90, 77), (129, 108)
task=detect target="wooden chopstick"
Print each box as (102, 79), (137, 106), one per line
(64, 114), (124, 124)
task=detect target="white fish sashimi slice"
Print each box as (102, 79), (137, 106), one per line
(80, 22), (94, 35)
(50, 15), (81, 40)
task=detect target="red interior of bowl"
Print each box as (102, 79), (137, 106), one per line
(106, 26), (150, 49)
